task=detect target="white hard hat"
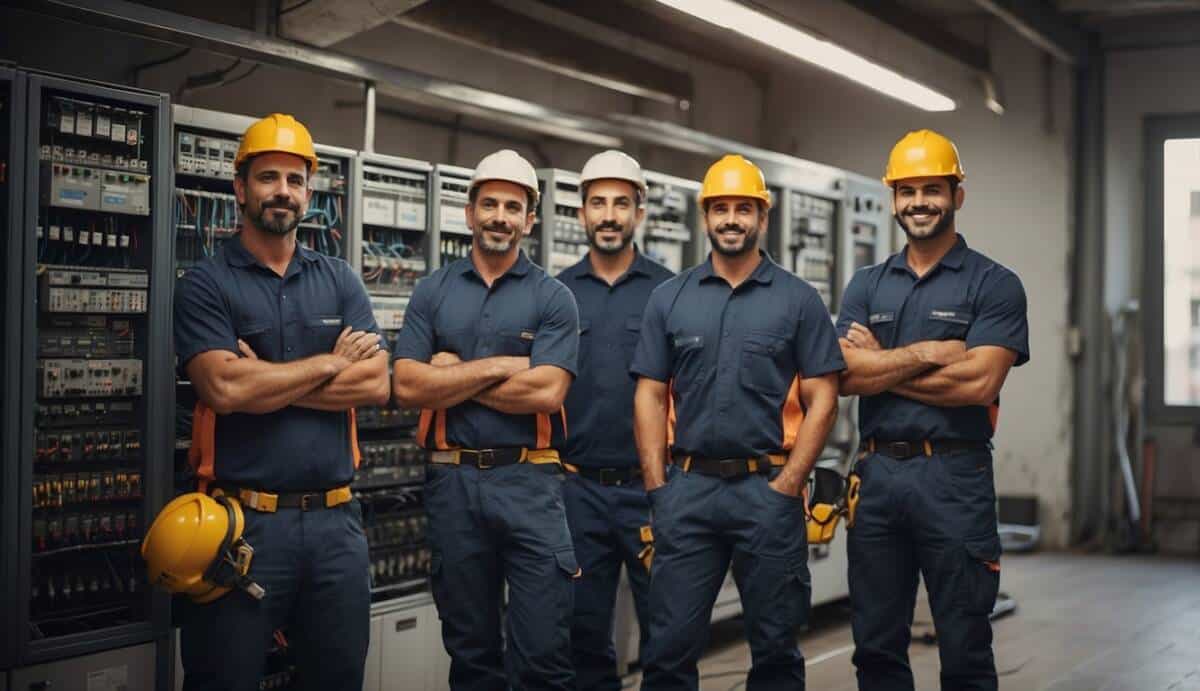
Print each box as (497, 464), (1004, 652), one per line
(470, 149), (540, 207)
(579, 150), (647, 202)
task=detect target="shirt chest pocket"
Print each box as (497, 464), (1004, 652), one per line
(923, 304), (974, 341)
(740, 330), (790, 396)
(237, 321), (276, 360)
(300, 315), (344, 357)
(622, 316), (642, 351)
(495, 327), (536, 357)
(867, 311), (898, 348)
(670, 334), (705, 392)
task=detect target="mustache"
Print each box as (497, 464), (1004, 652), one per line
(483, 221), (514, 233)
(594, 220), (625, 233)
(262, 198), (299, 212)
(717, 224), (748, 233)
(904, 206), (941, 216)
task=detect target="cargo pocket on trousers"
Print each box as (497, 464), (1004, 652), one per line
(956, 535), (1002, 615)
(786, 558), (813, 627)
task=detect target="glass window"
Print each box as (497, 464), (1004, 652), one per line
(1162, 139), (1200, 406)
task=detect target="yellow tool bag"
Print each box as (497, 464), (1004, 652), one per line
(805, 466), (861, 545)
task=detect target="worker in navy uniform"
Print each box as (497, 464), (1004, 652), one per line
(631, 154), (844, 691)
(556, 150), (674, 690)
(837, 130), (1030, 691)
(173, 113), (389, 691)
(391, 149), (582, 691)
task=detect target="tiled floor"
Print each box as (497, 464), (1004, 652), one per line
(620, 552), (1200, 690)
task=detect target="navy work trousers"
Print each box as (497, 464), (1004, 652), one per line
(641, 467), (811, 691)
(563, 471), (653, 690)
(179, 499), (371, 691)
(848, 450), (1002, 691)
(425, 462), (579, 691)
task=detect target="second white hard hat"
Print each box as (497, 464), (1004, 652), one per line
(470, 149), (540, 207)
(579, 150), (647, 202)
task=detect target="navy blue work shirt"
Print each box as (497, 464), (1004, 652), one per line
(392, 251), (580, 450)
(630, 252), (845, 459)
(557, 250), (674, 468)
(836, 234), (1030, 442)
(174, 233), (381, 492)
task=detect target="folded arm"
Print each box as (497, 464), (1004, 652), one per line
(293, 350), (390, 411)
(186, 349), (344, 415)
(473, 364), (572, 415)
(392, 355), (527, 410)
(891, 345), (1017, 407)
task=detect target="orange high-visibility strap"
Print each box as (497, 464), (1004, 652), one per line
(189, 402), (217, 493)
(667, 379), (677, 448)
(535, 412), (552, 449)
(435, 409), (451, 450)
(349, 408), (362, 469)
(416, 409), (433, 448)
(781, 376), (804, 450)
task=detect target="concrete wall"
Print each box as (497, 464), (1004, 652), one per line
(1, 2), (1078, 545)
(1106, 43), (1200, 554)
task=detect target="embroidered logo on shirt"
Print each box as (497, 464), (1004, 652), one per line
(319, 318), (342, 326)
(520, 330), (536, 341)
(929, 309), (971, 325)
(869, 312), (895, 325)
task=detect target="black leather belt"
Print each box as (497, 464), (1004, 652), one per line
(213, 485), (353, 513)
(567, 465), (642, 486)
(675, 454), (786, 478)
(862, 439), (990, 460)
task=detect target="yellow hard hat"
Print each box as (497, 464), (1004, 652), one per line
(882, 129), (965, 185)
(698, 154), (772, 209)
(141, 492), (264, 604)
(234, 113), (319, 175)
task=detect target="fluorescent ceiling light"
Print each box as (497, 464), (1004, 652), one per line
(652, 0), (956, 112)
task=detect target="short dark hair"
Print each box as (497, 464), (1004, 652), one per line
(580, 180), (644, 208)
(469, 182), (537, 212)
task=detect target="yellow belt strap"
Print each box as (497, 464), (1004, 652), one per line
(236, 486), (353, 514)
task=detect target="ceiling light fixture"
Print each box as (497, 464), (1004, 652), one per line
(652, 0), (957, 112)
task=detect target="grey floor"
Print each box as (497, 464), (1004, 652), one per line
(621, 552), (1200, 691)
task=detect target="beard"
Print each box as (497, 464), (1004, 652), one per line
(475, 220), (520, 254)
(587, 220), (634, 255)
(707, 223), (758, 257)
(247, 197), (302, 236)
(896, 204), (955, 241)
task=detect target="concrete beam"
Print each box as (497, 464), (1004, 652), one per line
(972, 0), (1087, 65)
(278, 0), (429, 48)
(394, 0), (692, 107)
(842, 0), (993, 72)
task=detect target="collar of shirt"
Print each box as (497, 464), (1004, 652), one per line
(890, 233), (968, 276)
(225, 232), (320, 273)
(695, 249), (776, 286)
(460, 249), (533, 284)
(572, 246), (654, 286)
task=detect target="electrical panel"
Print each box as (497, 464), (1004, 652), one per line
(840, 176), (891, 285)
(353, 154), (431, 297)
(433, 164), (473, 267)
(535, 169), (584, 275)
(786, 191), (838, 309)
(642, 170), (702, 273)
(12, 73), (172, 667)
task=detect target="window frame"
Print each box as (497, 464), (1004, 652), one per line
(1145, 114), (1200, 423)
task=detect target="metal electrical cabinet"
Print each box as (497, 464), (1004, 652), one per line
(432, 163), (473, 269)
(8, 71), (172, 684)
(10, 641), (155, 691)
(1, 64), (28, 677)
(534, 168), (582, 275)
(641, 170), (704, 272)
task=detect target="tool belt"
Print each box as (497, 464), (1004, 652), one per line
(861, 438), (989, 460)
(674, 454), (787, 479)
(563, 464), (641, 486)
(427, 447), (561, 469)
(214, 485), (353, 513)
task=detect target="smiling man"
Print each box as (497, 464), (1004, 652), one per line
(631, 154), (843, 691)
(173, 113), (388, 691)
(391, 149), (581, 691)
(837, 130), (1030, 691)
(555, 150), (674, 690)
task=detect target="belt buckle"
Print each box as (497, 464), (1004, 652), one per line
(600, 468), (621, 486)
(718, 459), (741, 479)
(300, 494), (313, 511)
(476, 449), (495, 469)
(891, 442), (914, 459)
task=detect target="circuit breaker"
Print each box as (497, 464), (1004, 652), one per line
(535, 169), (584, 275)
(642, 170), (703, 272)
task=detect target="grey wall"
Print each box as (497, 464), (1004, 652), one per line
(2, 1), (1079, 546)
